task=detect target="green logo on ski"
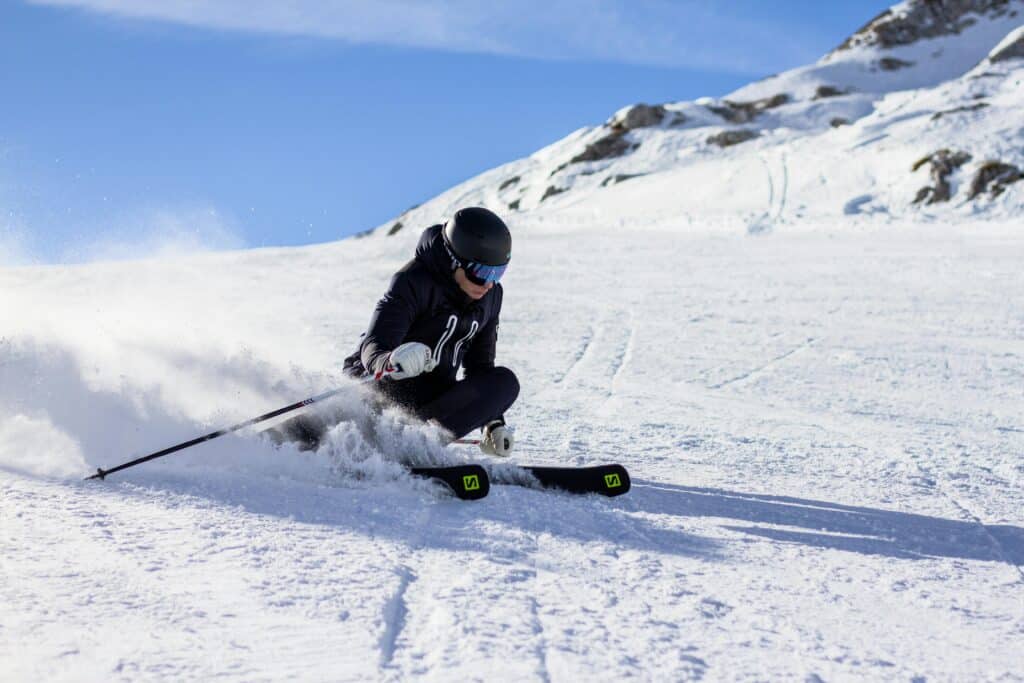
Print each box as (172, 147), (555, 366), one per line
(604, 473), (622, 489)
(463, 474), (481, 492)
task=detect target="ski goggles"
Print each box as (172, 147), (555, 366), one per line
(463, 261), (508, 286)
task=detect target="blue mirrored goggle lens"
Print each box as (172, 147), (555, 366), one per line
(466, 262), (507, 284)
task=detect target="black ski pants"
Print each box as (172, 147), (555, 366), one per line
(269, 366), (519, 450)
(377, 366), (519, 439)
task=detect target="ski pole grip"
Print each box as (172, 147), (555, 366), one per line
(372, 367), (396, 381)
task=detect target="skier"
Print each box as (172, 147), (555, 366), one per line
(271, 207), (517, 454)
(271, 208), (517, 454)
(339, 207), (519, 456)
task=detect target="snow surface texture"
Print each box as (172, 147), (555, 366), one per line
(4, 2), (1024, 681)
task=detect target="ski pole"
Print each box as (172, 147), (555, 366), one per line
(84, 382), (374, 481)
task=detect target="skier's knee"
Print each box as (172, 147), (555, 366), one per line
(492, 366), (520, 402)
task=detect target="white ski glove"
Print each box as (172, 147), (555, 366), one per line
(480, 420), (515, 457)
(385, 342), (437, 380)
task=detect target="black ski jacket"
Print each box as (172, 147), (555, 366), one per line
(344, 225), (502, 392)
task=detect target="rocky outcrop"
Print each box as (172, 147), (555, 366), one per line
(931, 102), (989, 119)
(552, 103), (675, 174)
(607, 104), (668, 131)
(569, 132), (636, 164)
(707, 129), (760, 147)
(912, 152), (1021, 203)
(813, 85), (849, 99)
(498, 176), (520, 191)
(378, 204), (421, 237)
(553, 102), (685, 176)
(706, 94), (789, 124)
(877, 57), (915, 70)
(912, 149), (972, 203)
(968, 161), (1023, 198)
(834, 0), (1019, 52)
(540, 185), (567, 202)
(600, 173), (645, 187)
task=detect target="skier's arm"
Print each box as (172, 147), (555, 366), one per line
(360, 272), (421, 376)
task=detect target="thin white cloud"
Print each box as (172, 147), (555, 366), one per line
(28, 0), (819, 74)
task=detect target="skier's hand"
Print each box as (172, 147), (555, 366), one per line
(385, 342), (437, 380)
(480, 420), (514, 457)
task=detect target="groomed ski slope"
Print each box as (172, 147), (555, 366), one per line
(2, 214), (1023, 681)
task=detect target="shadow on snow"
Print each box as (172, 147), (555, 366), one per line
(67, 465), (1024, 569)
(631, 481), (1024, 566)
(81, 467), (720, 562)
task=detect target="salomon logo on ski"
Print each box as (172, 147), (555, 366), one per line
(512, 464), (631, 497)
(410, 464), (490, 500)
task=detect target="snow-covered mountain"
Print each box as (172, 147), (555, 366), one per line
(371, 0), (1024, 237)
(3, 2), (1023, 681)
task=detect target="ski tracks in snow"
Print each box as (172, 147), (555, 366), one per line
(551, 310), (634, 400)
(707, 336), (818, 390)
(535, 307), (637, 458)
(906, 456), (1024, 583)
(750, 151), (789, 233)
(0, 474), (393, 680)
(377, 513), (430, 671)
(551, 324), (594, 387)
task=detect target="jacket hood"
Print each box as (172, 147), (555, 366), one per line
(415, 225), (456, 280)
(414, 224), (474, 306)
(414, 224), (503, 310)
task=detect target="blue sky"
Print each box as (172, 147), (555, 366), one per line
(1, 1), (889, 263)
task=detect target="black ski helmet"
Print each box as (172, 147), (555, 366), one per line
(442, 207), (511, 267)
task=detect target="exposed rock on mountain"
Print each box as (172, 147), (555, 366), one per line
(706, 94), (789, 124)
(707, 129), (760, 147)
(813, 85), (849, 99)
(553, 103), (676, 174)
(968, 161), (1023, 198)
(912, 149), (973, 204)
(931, 101), (989, 119)
(568, 132), (636, 165)
(835, 0), (1019, 51)
(600, 173), (645, 187)
(540, 185), (567, 202)
(877, 57), (915, 70)
(548, 103), (677, 178)
(607, 104), (668, 131)
(498, 176), (520, 191)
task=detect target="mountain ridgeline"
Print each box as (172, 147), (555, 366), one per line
(372, 0), (1024, 238)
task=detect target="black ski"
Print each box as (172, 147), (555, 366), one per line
(525, 464), (630, 496)
(493, 464), (631, 497)
(410, 464), (490, 501)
